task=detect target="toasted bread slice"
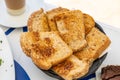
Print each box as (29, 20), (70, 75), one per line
(46, 7), (69, 31)
(29, 32), (73, 70)
(83, 13), (95, 35)
(54, 10), (87, 52)
(52, 55), (90, 80)
(27, 8), (49, 32)
(74, 27), (111, 62)
(20, 32), (39, 57)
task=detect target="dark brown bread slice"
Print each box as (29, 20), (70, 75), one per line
(101, 65), (120, 80)
(74, 27), (111, 62)
(27, 8), (49, 32)
(54, 10), (87, 52)
(52, 55), (90, 80)
(109, 76), (120, 80)
(46, 7), (69, 31)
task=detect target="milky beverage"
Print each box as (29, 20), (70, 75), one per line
(5, 0), (26, 15)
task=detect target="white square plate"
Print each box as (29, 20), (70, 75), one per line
(0, 27), (15, 80)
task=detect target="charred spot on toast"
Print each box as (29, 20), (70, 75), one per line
(44, 37), (52, 44)
(53, 60), (74, 76)
(33, 32), (40, 41)
(32, 38), (55, 58)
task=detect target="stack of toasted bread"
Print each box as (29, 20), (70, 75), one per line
(20, 7), (111, 80)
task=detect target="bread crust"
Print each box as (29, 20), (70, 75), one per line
(27, 8), (49, 32)
(46, 7), (69, 31)
(74, 27), (111, 62)
(20, 32), (39, 56)
(83, 13), (95, 35)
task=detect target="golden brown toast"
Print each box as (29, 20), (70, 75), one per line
(20, 31), (73, 70)
(74, 27), (111, 62)
(27, 8), (49, 32)
(83, 13), (95, 35)
(54, 10), (87, 52)
(20, 7), (111, 80)
(52, 55), (90, 80)
(46, 7), (69, 31)
(20, 32), (39, 57)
